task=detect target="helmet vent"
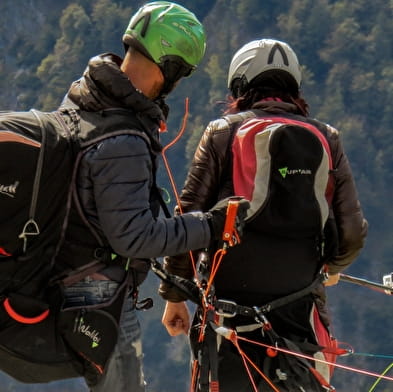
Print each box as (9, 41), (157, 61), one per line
(140, 13), (151, 37)
(161, 39), (171, 48)
(130, 13), (151, 38)
(267, 43), (289, 66)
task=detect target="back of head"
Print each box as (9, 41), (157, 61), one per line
(228, 39), (302, 99)
(123, 1), (206, 95)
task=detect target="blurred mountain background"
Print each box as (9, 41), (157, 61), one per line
(0, 0), (392, 391)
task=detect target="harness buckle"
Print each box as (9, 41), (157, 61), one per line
(215, 299), (238, 318)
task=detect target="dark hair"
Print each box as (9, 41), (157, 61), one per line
(226, 70), (309, 116)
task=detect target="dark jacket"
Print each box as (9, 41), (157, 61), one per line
(160, 100), (368, 303)
(57, 53), (212, 280)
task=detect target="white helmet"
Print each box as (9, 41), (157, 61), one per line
(227, 39), (302, 97)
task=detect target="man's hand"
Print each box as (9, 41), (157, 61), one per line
(206, 197), (250, 241)
(162, 301), (190, 336)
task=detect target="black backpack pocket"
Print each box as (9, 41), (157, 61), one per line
(59, 276), (129, 385)
(60, 308), (119, 375)
(0, 292), (82, 383)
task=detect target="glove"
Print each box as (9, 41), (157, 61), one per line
(206, 197), (250, 241)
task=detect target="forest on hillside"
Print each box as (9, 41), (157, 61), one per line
(0, 0), (392, 391)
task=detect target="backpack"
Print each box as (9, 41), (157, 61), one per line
(0, 108), (153, 384)
(231, 110), (336, 258)
(229, 111), (338, 388)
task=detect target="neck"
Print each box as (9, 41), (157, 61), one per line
(121, 49), (164, 99)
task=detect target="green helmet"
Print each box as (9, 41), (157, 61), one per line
(123, 1), (206, 95)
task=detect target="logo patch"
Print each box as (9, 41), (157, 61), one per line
(78, 317), (101, 348)
(278, 168), (312, 178)
(0, 181), (19, 198)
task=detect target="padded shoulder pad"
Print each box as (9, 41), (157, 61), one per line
(208, 118), (232, 132)
(209, 110), (257, 133)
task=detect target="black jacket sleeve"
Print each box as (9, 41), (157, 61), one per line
(77, 133), (212, 259)
(326, 126), (368, 273)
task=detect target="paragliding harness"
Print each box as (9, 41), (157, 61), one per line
(191, 260), (336, 391)
(152, 200), (338, 392)
(153, 100), (393, 391)
(0, 107), (156, 384)
(152, 108), (345, 391)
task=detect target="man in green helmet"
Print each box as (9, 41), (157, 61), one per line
(56, 2), (249, 392)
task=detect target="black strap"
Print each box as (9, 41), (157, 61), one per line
(150, 259), (200, 303)
(197, 309), (219, 392)
(18, 110), (47, 253)
(215, 273), (325, 319)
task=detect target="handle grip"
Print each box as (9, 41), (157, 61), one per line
(222, 197), (242, 247)
(3, 297), (50, 324)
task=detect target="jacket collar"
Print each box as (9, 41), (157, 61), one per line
(252, 99), (300, 114)
(62, 53), (167, 131)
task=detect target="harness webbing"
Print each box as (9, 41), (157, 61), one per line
(193, 272), (331, 392)
(18, 110), (47, 253)
(215, 273), (325, 319)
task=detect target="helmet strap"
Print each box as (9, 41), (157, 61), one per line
(159, 56), (194, 96)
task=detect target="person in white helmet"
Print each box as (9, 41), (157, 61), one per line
(160, 38), (367, 391)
